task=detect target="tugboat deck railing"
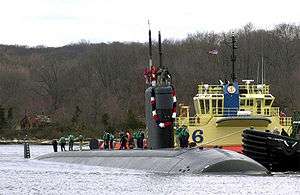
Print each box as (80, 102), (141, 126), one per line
(197, 84), (270, 94)
(177, 106), (292, 127)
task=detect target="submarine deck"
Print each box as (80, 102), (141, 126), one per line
(36, 148), (268, 175)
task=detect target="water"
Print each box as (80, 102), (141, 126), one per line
(0, 145), (299, 195)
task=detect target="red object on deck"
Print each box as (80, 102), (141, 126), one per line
(223, 145), (243, 153)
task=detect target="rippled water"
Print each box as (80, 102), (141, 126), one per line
(0, 145), (299, 195)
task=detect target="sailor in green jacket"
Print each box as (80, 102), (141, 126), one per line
(175, 126), (182, 149)
(103, 131), (110, 150)
(133, 131), (140, 149)
(58, 136), (66, 151)
(180, 125), (189, 148)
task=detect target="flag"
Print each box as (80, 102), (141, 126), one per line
(208, 49), (218, 55)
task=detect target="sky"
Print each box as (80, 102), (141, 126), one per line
(0, 0), (299, 47)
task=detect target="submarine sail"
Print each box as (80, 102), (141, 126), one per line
(145, 30), (175, 149)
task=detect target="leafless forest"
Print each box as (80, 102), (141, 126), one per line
(0, 23), (300, 138)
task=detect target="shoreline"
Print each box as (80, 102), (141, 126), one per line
(0, 139), (95, 145)
(0, 139), (52, 145)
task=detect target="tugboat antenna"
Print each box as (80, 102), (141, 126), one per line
(261, 34), (264, 85)
(158, 31), (163, 68)
(148, 20), (153, 68)
(231, 32), (237, 82)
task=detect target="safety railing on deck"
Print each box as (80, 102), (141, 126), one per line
(176, 116), (212, 127)
(197, 84), (270, 95)
(270, 107), (279, 116)
(279, 117), (292, 126)
(197, 85), (223, 94)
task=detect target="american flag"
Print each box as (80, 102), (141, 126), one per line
(208, 49), (218, 55)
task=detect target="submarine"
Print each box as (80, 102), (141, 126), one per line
(36, 26), (268, 175)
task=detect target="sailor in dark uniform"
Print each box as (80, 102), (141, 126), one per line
(103, 131), (110, 150)
(119, 131), (128, 150)
(52, 139), (58, 152)
(109, 133), (114, 150)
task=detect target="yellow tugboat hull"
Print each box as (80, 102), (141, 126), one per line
(179, 116), (291, 150)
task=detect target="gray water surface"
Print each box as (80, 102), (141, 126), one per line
(0, 145), (299, 195)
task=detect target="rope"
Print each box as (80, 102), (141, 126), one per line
(201, 129), (244, 146)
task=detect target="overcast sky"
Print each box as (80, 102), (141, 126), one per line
(0, 0), (299, 47)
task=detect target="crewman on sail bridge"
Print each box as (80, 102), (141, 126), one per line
(144, 65), (159, 86)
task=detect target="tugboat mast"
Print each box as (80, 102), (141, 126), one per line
(231, 33), (237, 82)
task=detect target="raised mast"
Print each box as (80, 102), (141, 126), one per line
(148, 20), (152, 68)
(231, 33), (237, 82)
(158, 31), (163, 68)
(261, 34), (264, 85)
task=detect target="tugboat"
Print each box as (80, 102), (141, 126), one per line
(37, 28), (268, 175)
(177, 33), (295, 153)
(242, 113), (300, 171)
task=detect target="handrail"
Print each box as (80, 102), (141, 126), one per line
(279, 117), (292, 126)
(197, 84), (270, 94)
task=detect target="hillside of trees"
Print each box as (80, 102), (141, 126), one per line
(0, 23), (300, 139)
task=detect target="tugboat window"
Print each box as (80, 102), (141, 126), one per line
(265, 99), (272, 106)
(212, 99), (217, 114)
(200, 99), (205, 114)
(257, 100), (262, 114)
(240, 99), (245, 106)
(246, 99), (253, 106)
(217, 100), (223, 114)
(205, 99), (210, 114)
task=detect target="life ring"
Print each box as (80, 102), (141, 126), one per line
(150, 85), (176, 128)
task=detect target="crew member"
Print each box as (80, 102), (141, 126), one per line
(103, 131), (110, 150)
(68, 134), (74, 151)
(59, 136), (66, 151)
(119, 131), (127, 150)
(180, 125), (189, 148)
(109, 133), (114, 150)
(175, 125), (181, 149)
(127, 131), (134, 149)
(52, 139), (58, 152)
(138, 130), (145, 149)
(133, 131), (139, 149)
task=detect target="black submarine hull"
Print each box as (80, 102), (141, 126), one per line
(36, 148), (268, 175)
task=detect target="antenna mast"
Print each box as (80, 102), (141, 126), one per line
(231, 33), (237, 82)
(148, 20), (152, 68)
(261, 34), (264, 85)
(158, 31), (162, 68)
